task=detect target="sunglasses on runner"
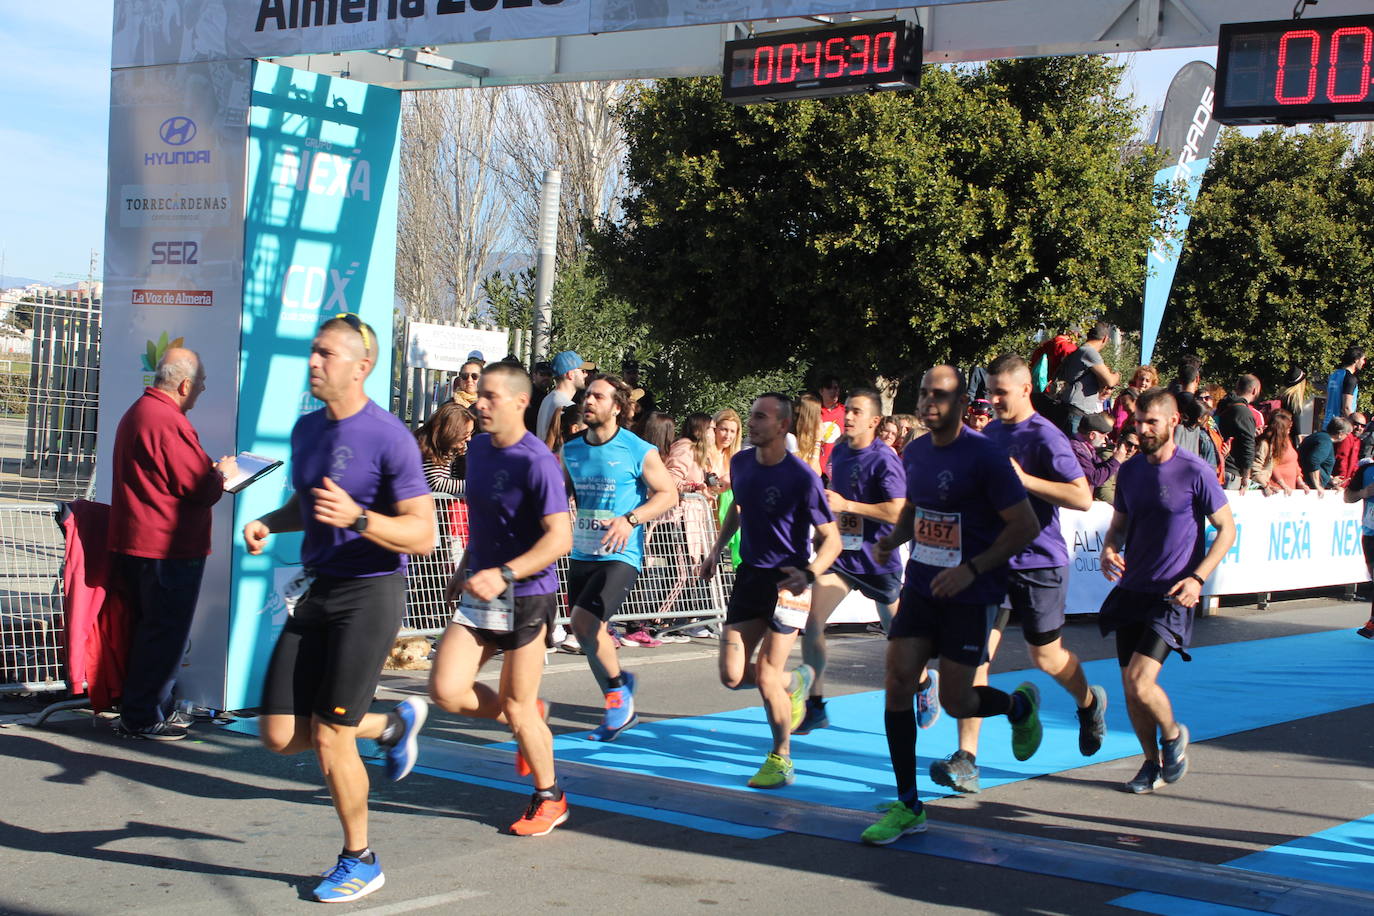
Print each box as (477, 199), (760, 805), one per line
(333, 312), (373, 354)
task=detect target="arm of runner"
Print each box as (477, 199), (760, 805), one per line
(311, 478), (436, 556)
(930, 498), (1040, 598)
(780, 519), (842, 594)
(600, 449), (679, 553)
(465, 510), (573, 602)
(1100, 508), (1128, 582)
(699, 500), (740, 580)
(873, 502), (915, 566)
(243, 493), (302, 555)
(1167, 502), (1236, 609)
(1011, 459), (1092, 512)
(826, 489), (905, 524)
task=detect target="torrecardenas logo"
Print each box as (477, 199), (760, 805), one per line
(142, 331), (185, 372)
(146, 115), (212, 167)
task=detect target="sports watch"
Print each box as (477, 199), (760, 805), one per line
(350, 512), (369, 533)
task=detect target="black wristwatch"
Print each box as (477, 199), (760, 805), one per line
(350, 512), (369, 533)
(498, 564), (516, 584)
(802, 568), (816, 584)
(1188, 573), (1205, 588)
(625, 511), (641, 527)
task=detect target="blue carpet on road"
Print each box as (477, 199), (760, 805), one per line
(533, 627), (1374, 810)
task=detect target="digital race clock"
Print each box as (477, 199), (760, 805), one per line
(1216, 14), (1374, 125)
(722, 21), (922, 105)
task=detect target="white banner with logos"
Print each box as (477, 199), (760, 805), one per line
(405, 321), (510, 372)
(829, 492), (1368, 624)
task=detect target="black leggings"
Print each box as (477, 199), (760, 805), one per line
(1114, 622), (1172, 667)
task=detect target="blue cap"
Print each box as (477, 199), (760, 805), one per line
(552, 350), (591, 378)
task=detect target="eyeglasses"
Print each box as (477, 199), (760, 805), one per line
(1197, 395), (1213, 402)
(459, 373), (481, 380)
(1123, 441), (1140, 451)
(332, 312), (373, 354)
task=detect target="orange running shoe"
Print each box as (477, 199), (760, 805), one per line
(513, 698), (550, 777)
(509, 792), (569, 837)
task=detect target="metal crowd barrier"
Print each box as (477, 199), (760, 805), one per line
(403, 492), (734, 637)
(0, 501), (66, 694)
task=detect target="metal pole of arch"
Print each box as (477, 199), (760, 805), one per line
(531, 168), (561, 362)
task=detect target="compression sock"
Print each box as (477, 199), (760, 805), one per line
(377, 710), (403, 745)
(606, 674), (627, 689)
(972, 686), (1015, 719)
(884, 707), (918, 799)
(807, 696), (825, 710)
(535, 784), (564, 802)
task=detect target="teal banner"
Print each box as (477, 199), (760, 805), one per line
(1140, 157), (1208, 366)
(224, 61), (401, 711)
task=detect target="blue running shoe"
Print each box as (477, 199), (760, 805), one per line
(916, 670), (940, 730)
(313, 854), (385, 903)
(384, 697), (428, 782)
(589, 671), (637, 742)
(792, 701), (829, 735)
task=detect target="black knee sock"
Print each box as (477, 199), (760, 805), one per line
(884, 708), (918, 801)
(807, 695), (825, 710)
(973, 686), (1014, 719)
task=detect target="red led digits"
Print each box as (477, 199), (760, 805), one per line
(724, 21), (920, 103)
(753, 46), (774, 86)
(1276, 29), (1320, 104)
(776, 43), (799, 83)
(1327, 26), (1373, 104)
(849, 33), (871, 76)
(823, 37), (846, 78)
(873, 30), (897, 73)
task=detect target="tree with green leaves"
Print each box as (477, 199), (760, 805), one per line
(1159, 126), (1374, 397)
(586, 57), (1161, 405)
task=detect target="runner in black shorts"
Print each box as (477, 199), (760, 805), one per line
(861, 366), (1042, 846)
(797, 387), (939, 735)
(1100, 387), (1235, 794)
(700, 394), (841, 790)
(245, 315), (435, 903)
(932, 354), (1109, 794)
(561, 375), (678, 741)
(428, 363), (575, 837)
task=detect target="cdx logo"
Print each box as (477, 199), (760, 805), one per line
(159, 116), (197, 146)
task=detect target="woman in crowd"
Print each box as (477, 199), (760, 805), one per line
(413, 401), (475, 625)
(544, 403), (585, 456)
(1253, 408), (1309, 496)
(712, 408), (742, 475)
(1111, 387), (1138, 438)
(794, 394), (824, 476)
(450, 359), (482, 409)
(641, 411), (675, 457)
(1275, 368), (1307, 444)
(1128, 365), (1158, 394)
(666, 412), (724, 494)
(877, 416), (902, 452)
(415, 400), (474, 497)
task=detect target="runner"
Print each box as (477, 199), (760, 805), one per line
(700, 393), (842, 789)
(1099, 387), (1235, 793)
(429, 362), (574, 835)
(795, 387), (940, 735)
(562, 374), (678, 740)
(1345, 457), (1374, 639)
(929, 354), (1108, 794)
(861, 365), (1043, 845)
(246, 314), (435, 903)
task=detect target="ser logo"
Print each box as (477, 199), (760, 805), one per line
(151, 241), (199, 265)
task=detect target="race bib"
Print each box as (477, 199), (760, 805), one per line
(573, 509), (617, 556)
(839, 512), (864, 552)
(453, 583), (516, 632)
(774, 587), (812, 630)
(913, 507), (962, 568)
(281, 569), (315, 617)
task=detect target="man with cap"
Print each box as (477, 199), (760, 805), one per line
(1070, 412), (1126, 490)
(536, 350), (592, 440)
(526, 360), (555, 433)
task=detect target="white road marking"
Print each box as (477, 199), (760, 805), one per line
(355, 889), (488, 914)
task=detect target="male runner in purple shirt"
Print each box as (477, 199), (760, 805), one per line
(701, 393), (841, 790)
(931, 354), (1108, 794)
(862, 365), (1041, 845)
(1100, 387), (1235, 793)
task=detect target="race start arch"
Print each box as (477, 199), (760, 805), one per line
(100, 0), (1372, 712)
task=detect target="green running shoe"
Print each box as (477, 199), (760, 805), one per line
(788, 665), (815, 732)
(747, 753), (795, 789)
(860, 800), (928, 846)
(1010, 682), (1042, 761)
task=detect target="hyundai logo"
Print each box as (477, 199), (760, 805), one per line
(159, 116), (197, 146)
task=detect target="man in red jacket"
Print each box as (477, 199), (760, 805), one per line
(109, 348), (235, 740)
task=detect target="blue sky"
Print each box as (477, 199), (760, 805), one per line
(0, 1), (1210, 285)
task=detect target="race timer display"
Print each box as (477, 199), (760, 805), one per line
(1216, 14), (1374, 125)
(722, 21), (921, 105)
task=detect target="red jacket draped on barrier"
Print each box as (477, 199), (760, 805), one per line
(60, 500), (129, 710)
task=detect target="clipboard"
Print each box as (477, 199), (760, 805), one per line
(223, 451), (283, 493)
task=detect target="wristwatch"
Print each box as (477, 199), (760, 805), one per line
(802, 568), (816, 584)
(498, 564), (516, 584)
(350, 512), (369, 533)
(625, 511), (641, 527)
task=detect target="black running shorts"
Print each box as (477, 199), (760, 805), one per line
(567, 559), (640, 621)
(889, 583), (999, 667)
(1004, 566), (1068, 646)
(455, 592), (558, 652)
(725, 564), (800, 635)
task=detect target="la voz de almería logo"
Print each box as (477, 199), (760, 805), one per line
(146, 116), (211, 167)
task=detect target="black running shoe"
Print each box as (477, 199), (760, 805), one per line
(114, 718), (188, 741)
(929, 750), (980, 794)
(1077, 685), (1108, 756)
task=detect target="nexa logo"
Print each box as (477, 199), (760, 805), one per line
(151, 241), (199, 265)
(160, 116), (197, 146)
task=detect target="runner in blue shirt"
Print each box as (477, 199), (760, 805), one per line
(1345, 458), (1374, 639)
(796, 386), (939, 736)
(700, 393), (841, 790)
(861, 366), (1041, 845)
(930, 354), (1109, 796)
(562, 374), (678, 741)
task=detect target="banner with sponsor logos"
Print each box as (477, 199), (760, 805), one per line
(112, 0), (984, 68)
(829, 491), (1367, 625)
(222, 62), (401, 711)
(98, 60), (252, 706)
